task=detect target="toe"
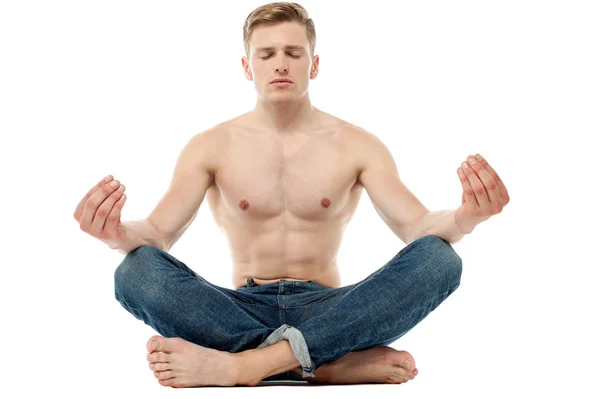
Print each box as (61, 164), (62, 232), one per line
(149, 362), (170, 372)
(155, 362), (170, 371)
(392, 351), (416, 374)
(148, 351), (168, 363)
(147, 335), (182, 354)
(147, 335), (164, 352)
(155, 370), (175, 380)
(159, 377), (175, 386)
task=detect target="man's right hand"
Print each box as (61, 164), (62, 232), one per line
(74, 175), (128, 249)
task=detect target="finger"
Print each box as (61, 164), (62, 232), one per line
(457, 166), (477, 207)
(467, 156), (502, 209)
(102, 191), (127, 237)
(79, 179), (122, 233)
(74, 175), (113, 221)
(460, 161), (486, 208)
(475, 154), (510, 204)
(91, 184), (126, 234)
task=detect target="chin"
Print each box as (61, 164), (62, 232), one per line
(267, 92), (297, 102)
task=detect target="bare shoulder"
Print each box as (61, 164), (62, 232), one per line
(214, 111), (253, 132)
(326, 113), (380, 143)
(186, 124), (231, 176)
(194, 123), (230, 143)
(188, 111), (259, 162)
(336, 119), (390, 171)
(341, 122), (378, 143)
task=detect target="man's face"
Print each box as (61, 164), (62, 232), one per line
(242, 21), (319, 102)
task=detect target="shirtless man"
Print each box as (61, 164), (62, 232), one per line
(74, 2), (509, 388)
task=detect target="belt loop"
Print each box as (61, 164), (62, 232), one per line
(247, 277), (257, 287)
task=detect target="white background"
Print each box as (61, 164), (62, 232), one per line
(1, 0), (598, 397)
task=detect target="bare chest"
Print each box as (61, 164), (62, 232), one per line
(208, 129), (361, 221)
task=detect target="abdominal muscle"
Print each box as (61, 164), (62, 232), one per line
(227, 219), (346, 290)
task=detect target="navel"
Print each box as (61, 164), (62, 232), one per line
(321, 197), (331, 208)
(239, 199), (250, 210)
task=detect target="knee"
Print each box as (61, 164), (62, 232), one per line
(114, 245), (164, 300)
(413, 235), (463, 289)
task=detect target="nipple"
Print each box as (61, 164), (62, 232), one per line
(239, 199), (250, 210)
(321, 197), (331, 208)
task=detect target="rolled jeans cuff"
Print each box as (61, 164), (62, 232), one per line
(257, 324), (316, 378)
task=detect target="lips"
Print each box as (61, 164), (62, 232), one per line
(271, 79), (292, 84)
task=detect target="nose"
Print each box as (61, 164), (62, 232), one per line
(274, 53), (289, 73)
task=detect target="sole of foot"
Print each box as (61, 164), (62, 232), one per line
(298, 346), (419, 385)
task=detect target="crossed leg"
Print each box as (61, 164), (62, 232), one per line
(145, 335), (418, 387)
(120, 235), (460, 387)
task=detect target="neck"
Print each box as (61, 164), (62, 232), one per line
(253, 95), (317, 134)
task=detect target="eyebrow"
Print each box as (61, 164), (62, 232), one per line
(255, 45), (305, 52)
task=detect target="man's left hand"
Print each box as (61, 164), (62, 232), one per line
(455, 153), (510, 234)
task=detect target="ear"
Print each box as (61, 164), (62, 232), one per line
(310, 55), (320, 80)
(241, 56), (253, 81)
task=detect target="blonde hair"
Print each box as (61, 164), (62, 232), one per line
(243, 2), (316, 57)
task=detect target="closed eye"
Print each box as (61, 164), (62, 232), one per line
(260, 53), (301, 60)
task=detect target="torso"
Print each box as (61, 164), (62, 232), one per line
(204, 110), (366, 290)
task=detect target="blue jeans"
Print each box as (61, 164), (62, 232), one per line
(114, 235), (462, 382)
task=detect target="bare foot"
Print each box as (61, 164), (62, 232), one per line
(146, 335), (242, 388)
(294, 346), (419, 385)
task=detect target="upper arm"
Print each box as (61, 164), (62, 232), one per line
(145, 128), (221, 251)
(356, 130), (429, 244)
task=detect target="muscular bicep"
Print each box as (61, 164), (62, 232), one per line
(357, 131), (429, 244)
(146, 129), (220, 251)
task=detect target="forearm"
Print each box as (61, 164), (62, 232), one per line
(115, 219), (166, 255)
(408, 209), (467, 245)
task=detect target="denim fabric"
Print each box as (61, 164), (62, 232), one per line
(114, 235), (462, 382)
